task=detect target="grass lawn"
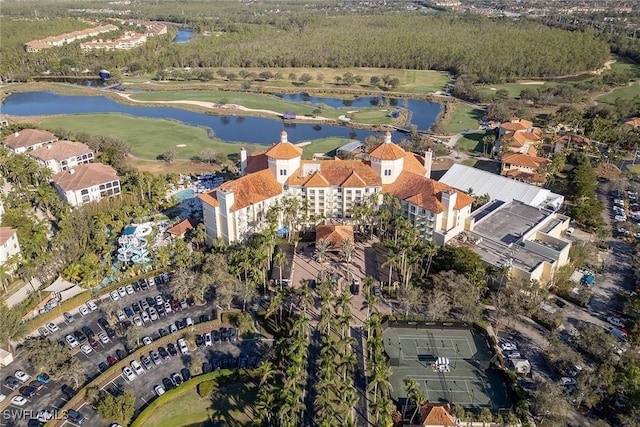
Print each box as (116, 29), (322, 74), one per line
(606, 56), (640, 77)
(125, 67), (451, 93)
(627, 164), (640, 176)
(455, 131), (486, 154)
(596, 82), (640, 104)
(39, 113), (264, 161)
(139, 382), (256, 427)
(443, 104), (485, 135)
(301, 137), (352, 159)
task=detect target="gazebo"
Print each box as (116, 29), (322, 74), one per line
(315, 224), (354, 251)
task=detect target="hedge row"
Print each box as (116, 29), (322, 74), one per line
(23, 291), (91, 333)
(130, 369), (235, 427)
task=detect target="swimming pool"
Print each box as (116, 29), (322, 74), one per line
(175, 189), (195, 201)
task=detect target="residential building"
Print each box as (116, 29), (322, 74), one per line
(0, 115), (8, 128)
(51, 163), (121, 207)
(29, 140), (94, 173)
(80, 32), (147, 51)
(457, 200), (572, 284)
(0, 200), (21, 268)
(508, 358), (532, 375)
(419, 402), (457, 426)
(439, 164), (564, 210)
(501, 152), (551, 185)
(167, 219), (195, 238)
(1, 129), (58, 153)
(24, 24), (118, 52)
(200, 131), (474, 245)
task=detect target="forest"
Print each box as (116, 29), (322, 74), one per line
(0, 6), (610, 84)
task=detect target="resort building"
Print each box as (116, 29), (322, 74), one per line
(29, 140), (94, 173)
(51, 163), (121, 207)
(456, 200), (572, 284)
(80, 32), (147, 51)
(24, 24), (118, 52)
(0, 200), (21, 268)
(0, 115), (9, 128)
(200, 131), (474, 245)
(500, 152), (551, 184)
(1, 129), (58, 154)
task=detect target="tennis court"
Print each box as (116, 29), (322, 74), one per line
(383, 321), (511, 410)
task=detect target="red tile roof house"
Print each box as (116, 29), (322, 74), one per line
(501, 152), (551, 185)
(0, 227), (21, 268)
(1, 129), (58, 154)
(200, 131), (474, 245)
(29, 140), (95, 173)
(51, 163), (121, 207)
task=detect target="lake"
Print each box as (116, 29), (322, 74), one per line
(173, 28), (194, 43)
(0, 91), (442, 145)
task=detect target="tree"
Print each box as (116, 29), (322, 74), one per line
(314, 239), (330, 263)
(530, 382), (570, 426)
(21, 337), (72, 374)
(159, 150), (176, 163)
(370, 76), (381, 87)
(0, 301), (24, 348)
(96, 390), (136, 425)
(167, 267), (198, 302)
(299, 73), (313, 84)
(567, 155), (597, 200)
(397, 285), (424, 317)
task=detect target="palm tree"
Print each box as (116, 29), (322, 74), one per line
(314, 238), (330, 263)
(403, 377), (419, 420)
(424, 240), (438, 278)
(273, 249), (285, 290)
(297, 280), (314, 314)
(254, 387), (276, 425)
(368, 364), (393, 404)
(265, 290), (283, 326)
(340, 237), (355, 264)
(257, 360), (277, 387)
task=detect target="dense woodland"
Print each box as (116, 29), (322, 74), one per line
(0, 7), (609, 83)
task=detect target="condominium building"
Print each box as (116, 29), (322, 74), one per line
(1, 129), (58, 154)
(200, 131), (474, 245)
(0, 200), (20, 268)
(51, 163), (121, 207)
(29, 140), (94, 173)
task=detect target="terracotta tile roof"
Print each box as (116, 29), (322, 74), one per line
(0, 227), (17, 246)
(201, 169), (282, 212)
(316, 224), (354, 250)
(527, 145), (538, 156)
(287, 160), (381, 188)
(167, 219), (194, 236)
(624, 117), (640, 127)
(383, 171), (474, 213)
(504, 169), (546, 182)
(420, 403), (456, 426)
(304, 172), (332, 187)
(2, 129), (57, 150)
(403, 153), (427, 176)
(502, 152), (551, 168)
(52, 163), (119, 191)
(510, 131), (540, 147)
(340, 171), (367, 188)
(500, 117), (533, 132)
(558, 134), (590, 145)
(30, 140), (93, 161)
(245, 151), (268, 174)
(369, 140), (406, 160)
(264, 141), (303, 160)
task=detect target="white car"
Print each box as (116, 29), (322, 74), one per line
(122, 366), (136, 381)
(46, 322), (59, 333)
(148, 307), (158, 321)
(141, 311), (150, 323)
(98, 332), (110, 344)
(499, 340), (517, 351)
(87, 300), (98, 311)
(178, 338), (189, 355)
(126, 285), (135, 295)
(38, 327), (50, 337)
(505, 351), (521, 359)
(154, 384), (165, 396)
(142, 336), (153, 346)
(607, 316), (625, 328)
(185, 317), (194, 327)
(11, 395), (28, 406)
(14, 370), (30, 383)
(204, 333), (212, 347)
(117, 310), (126, 321)
(110, 291), (120, 301)
(133, 315), (143, 327)
(66, 334), (79, 348)
(615, 215), (627, 222)
(164, 301), (173, 313)
(0, 393), (5, 403)
(118, 287), (127, 297)
(561, 377), (577, 386)
(80, 344), (93, 355)
(147, 277), (155, 286)
(79, 305), (90, 316)
(169, 324), (178, 334)
(130, 360), (144, 376)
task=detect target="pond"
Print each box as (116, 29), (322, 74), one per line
(173, 28), (194, 43)
(1, 91), (442, 145)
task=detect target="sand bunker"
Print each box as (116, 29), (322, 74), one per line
(176, 144), (187, 147)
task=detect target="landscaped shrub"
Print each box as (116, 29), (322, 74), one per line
(24, 291), (91, 333)
(197, 379), (218, 398)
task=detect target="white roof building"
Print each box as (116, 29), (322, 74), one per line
(439, 164), (564, 210)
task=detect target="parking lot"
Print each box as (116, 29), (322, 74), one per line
(2, 275), (264, 427)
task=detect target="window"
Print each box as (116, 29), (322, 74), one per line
(81, 189), (89, 195)
(384, 169), (392, 176)
(280, 169), (287, 176)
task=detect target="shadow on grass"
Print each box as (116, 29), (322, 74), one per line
(456, 131), (487, 154)
(472, 160), (501, 174)
(207, 382), (258, 427)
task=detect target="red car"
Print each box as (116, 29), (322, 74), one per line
(107, 355), (118, 366)
(171, 299), (181, 312)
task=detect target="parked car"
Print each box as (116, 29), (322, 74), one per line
(499, 339), (517, 351)
(87, 300), (98, 311)
(80, 344), (92, 355)
(65, 334), (79, 348)
(110, 291), (120, 301)
(5, 376), (21, 390)
(116, 310), (126, 321)
(212, 330), (220, 344)
(116, 349), (127, 360)
(107, 355), (118, 366)
(126, 285), (135, 295)
(162, 377), (174, 391)
(154, 384), (165, 396)
(195, 335), (205, 348)
(150, 351), (162, 365)
(142, 336), (153, 346)
(178, 338), (189, 355)
(74, 330), (86, 343)
(167, 343), (178, 357)
(141, 311), (150, 323)
(36, 373), (51, 384)
(29, 380), (43, 391)
(82, 325), (95, 338)
(148, 307), (159, 321)
(158, 347), (171, 361)
(61, 384), (76, 399)
(229, 328), (238, 342)
(171, 372), (183, 386)
(220, 327), (229, 341)
(204, 333), (212, 347)
(124, 307), (134, 318)
(46, 322), (59, 333)
(66, 409), (85, 425)
(185, 317), (194, 327)
(117, 287), (127, 297)
(63, 312), (75, 323)
(11, 395), (28, 406)
(133, 315), (143, 327)
(38, 327), (50, 337)
(141, 356), (153, 370)
(130, 360), (144, 376)
(79, 305), (90, 316)
(607, 316), (625, 328)
(180, 368), (192, 381)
